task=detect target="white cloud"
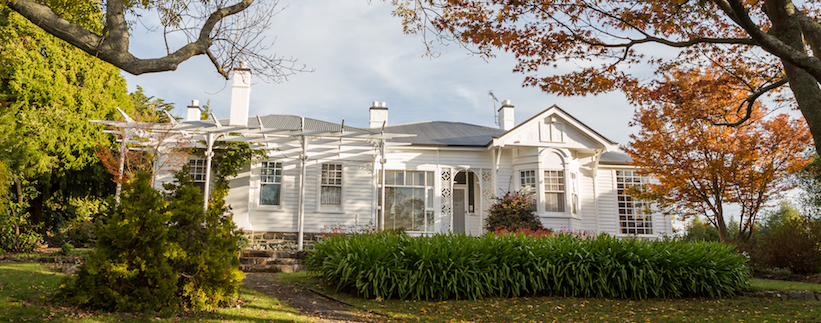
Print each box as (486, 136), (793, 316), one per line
(121, 0), (639, 146)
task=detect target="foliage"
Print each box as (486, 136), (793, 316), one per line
(623, 69), (812, 242)
(484, 191), (543, 232)
(0, 5), (134, 241)
(307, 232), (750, 301)
(683, 217), (721, 243)
(391, 0), (821, 154)
(491, 227), (554, 238)
(59, 172), (245, 312)
(753, 216), (821, 275)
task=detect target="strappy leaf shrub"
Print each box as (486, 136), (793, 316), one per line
(306, 232), (750, 301)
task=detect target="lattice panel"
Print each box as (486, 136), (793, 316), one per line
(440, 167), (453, 232)
(481, 168), (495, 213)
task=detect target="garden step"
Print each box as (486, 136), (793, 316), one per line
(238, 263), (305, 273)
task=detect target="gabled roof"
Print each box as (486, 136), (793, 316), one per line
(492, 105), (619, 151)
(384, 121), (505, 147)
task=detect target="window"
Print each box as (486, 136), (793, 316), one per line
(544, 170), (565, 212)
(320, 163), (343, 207)
(379, 170), (435, 232)
(189, 159), (207, 192)
(616, 170), (652, 235)
(259, 161), (282, 206)
(519, 170), (537, 211)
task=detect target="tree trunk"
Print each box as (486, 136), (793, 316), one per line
(29, 189), (45, 235)
(766, 0), (821, 153)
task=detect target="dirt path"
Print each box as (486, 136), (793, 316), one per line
(242, 273), (383, 322)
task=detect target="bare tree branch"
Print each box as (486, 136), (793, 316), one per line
(3, 0), (309, 81)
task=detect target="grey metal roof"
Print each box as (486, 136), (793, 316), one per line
(218, 115), (379, 133)
(384, 121), (505, 146)
(600, 151), (632, 165)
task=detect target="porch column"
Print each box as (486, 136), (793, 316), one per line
(379, 140), (386, 231)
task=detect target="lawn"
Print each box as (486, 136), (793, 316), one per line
(0, 262), (313, 323)
(750, 278), (821, 292)
(3, 262), (821, 323)
(282, 272), (821, 323)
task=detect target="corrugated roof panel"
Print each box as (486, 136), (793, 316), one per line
(384, 121), (505, 146)
(600, 151), (631, 165)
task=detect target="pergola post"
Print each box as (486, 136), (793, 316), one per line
(203, 133), (216, 212)
(114, 130), (128, 205)
(297, 135), (309, 251)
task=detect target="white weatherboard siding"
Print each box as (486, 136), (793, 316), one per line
(578, 167), (598, 232)
(139, 103), (670, 243)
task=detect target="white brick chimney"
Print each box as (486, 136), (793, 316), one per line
(186, 100), (201, 121)
(229, 62), (251, 127)
(369, 101), (388, 128)
(498, 99), (515, 131)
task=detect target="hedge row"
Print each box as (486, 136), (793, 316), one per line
(306, 233), (750, 300)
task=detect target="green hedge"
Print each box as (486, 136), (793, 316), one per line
(306, 233), (750, 300)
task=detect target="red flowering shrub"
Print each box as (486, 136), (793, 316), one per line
(493, 228), (554, 238)
(484, 192), (544, 232)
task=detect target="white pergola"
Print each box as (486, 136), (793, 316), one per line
(92, 109), (413, 250)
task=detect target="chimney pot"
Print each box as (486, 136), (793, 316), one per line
(498, 99), (515, 131)
(229, 62), (251, 127)
(186, 100), (201, 121)
(369, 101), (388, 128)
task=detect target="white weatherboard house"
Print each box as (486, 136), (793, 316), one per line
(107, 68), (671, 250)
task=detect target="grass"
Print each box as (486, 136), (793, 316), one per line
(0, 262), (314, 323)
(4, 261), (821, 323)
(749, 278), (821, 292)
(284, 272), (821, 322)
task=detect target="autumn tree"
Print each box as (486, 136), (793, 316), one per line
(3, 0), (307, 80)
(391, 0), (821, 153)
(623, 69), (812, 242)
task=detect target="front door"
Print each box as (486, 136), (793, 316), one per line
(453, 187), (466, 233)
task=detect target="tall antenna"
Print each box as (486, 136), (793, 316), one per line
(488, 90), (499, 126)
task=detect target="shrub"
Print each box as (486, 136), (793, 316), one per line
(755, 217), (821, 274)
(306, 232), (750, 301)
(484, 192), (543, 232)
(59, 172), (245, 312)
(493, 228), (553, 238)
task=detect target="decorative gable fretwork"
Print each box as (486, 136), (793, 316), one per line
(540, 117), (565, 143)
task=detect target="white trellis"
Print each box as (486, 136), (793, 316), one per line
(92, 112), (413, 250)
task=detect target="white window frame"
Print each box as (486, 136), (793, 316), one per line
(378, 170), (436, 233)
(317, 163), (344, 212)
(188, 158), (207, 193)
(258, 160), (283, 208)
(544, 170), (566, 213)
(519, 170), (538, 212)
(616, 170), (653, 235)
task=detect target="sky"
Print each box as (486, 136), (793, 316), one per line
(120, 0), (638, 146)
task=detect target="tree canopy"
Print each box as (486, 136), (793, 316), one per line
(391, 0), (821, 152)
(623, 68), (812, 242)
(0, 6), (134, 240)
(3, 0), (307, 81)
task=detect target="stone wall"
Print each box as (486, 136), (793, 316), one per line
(244, 231), (324, 250)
